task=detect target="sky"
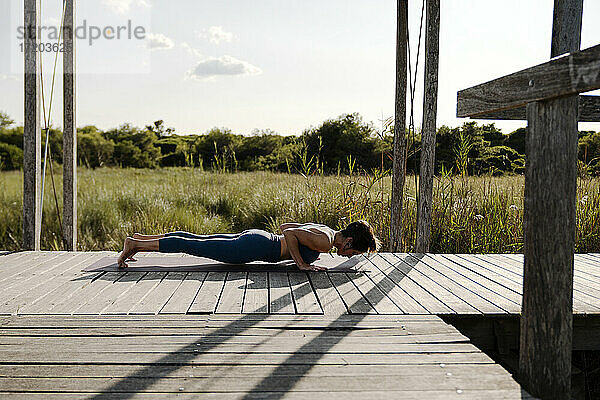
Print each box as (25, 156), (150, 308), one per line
(0, 0), (599, 136)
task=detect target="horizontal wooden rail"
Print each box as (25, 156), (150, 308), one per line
(465, 95), (600, 121)
(457, 43), (600, 118)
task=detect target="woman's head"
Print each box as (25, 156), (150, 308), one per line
(337, 220), (380, 256)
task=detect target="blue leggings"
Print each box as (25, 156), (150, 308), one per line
(158, 229), (282, 264)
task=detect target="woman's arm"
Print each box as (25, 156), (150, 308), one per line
(282, 228), (331, 271)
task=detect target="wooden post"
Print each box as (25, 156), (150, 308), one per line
(63, 0), (77, 251)
(414, 0), (440, 253)
(390, 0), (408, 252)
(519, 1), (583, 398)
(23, 0), (42, 251)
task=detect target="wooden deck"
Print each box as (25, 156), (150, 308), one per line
(5, 250), (599, 398)
(0, 251), (599, 316)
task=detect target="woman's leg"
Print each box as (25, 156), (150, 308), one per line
(158, 235), (246, 263)
(118, 237), (159, 268)
(133, 231), (245, 240)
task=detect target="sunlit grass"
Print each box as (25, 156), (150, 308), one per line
(0, 167), (599, 253)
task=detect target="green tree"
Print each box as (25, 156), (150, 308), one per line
(77, 126), (115, 168)
(0, 143), (24, 170)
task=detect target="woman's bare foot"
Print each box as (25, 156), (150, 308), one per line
(118, 237), (138, 268)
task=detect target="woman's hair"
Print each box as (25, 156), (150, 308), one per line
(341, 220), (380, 253)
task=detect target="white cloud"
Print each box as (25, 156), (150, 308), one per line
(0, 74), (19, 81)
(180, 42), (202, 58)
(146, 33), (174, 50)
(187, 55), (262, 81)
(103, 0), (151, 15)
(198, 26), (235, 45)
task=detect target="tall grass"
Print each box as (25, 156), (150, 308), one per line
(0, 167), (599, 253)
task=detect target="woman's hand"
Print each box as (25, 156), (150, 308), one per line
(297, 263), (327, 272)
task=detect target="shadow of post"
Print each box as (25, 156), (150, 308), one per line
(87, 253), (420, 399)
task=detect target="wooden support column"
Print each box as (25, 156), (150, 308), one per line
(390, 0), (408, 252)
(23, 0), (42, 251)
(63, 0), (77, 251)
(519, 0), (583, 398)
(415, 0), (440, 253)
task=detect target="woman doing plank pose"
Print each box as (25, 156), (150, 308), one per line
(117, 221), (380, 271)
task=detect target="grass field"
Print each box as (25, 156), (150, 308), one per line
(1, 167), (599, 253)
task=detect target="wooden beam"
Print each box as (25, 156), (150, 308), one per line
(456, 43), (600, 118)
(390, 0), (408, 252)
(63, 0), (77, 251)
(23, 0), (42, 251)
(415, 0), (440, 253)
(519, 1), (582, 399)
(467, 95), (600, 122)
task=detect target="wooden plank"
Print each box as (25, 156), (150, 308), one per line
(0, 252), (28, 267)
(364, 258), (428, 314)
(373, 254), (455, 314)
(162, 272), (207, 314)
(242, 272), (268, 313)
(49, 272), (124, 314)
(74, 272), (145, 314)
(0, 253), (105, 315)
(489, 254), (600, 312)
(17, 271), (104, 315)
(0, 370), (528, 392)
(345, 273), (403, 314)
(415, 0), (440, 252)
(386, 254), (481, 314)
(390, 0), (408, 252)
(468, 94), (600, 122)
(0, 350), (493, 365)
(0, 252), (66, 285)
(102, 272), (167, 314)
(0, 391), (538, 400)
(288, 272), (321, 314)
(328, 273), (374, 314)
(412, 255), (513, 314)
(457, 44), (600, 118)
(400, 254), (504, 314)
(268, 272), (295, 314)
(308, 272), (348, 316)
(0, 363), (516, 379)
(213, 272), (245, 314)
(431, 255), (523, 311)
(130, 272), (187, 314)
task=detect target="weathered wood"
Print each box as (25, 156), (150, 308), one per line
(242, 272), (268, 313)
(74, 272), (145, 314)
(390, 0), (408, 252)
(214, 272), (246, 313)
(186, 271), (224, 314)
(374, 254), (455, 314)
(0, 391), (539, 400)
(415, 0), (440, 253)
(268, 272), (295, 314)
(162, 272), (206, 314)
(23, 0), (42, 251)
(288, 272), (321, 314)
(102, 272), (166, 315)
(130, 272), (186, 314)
(308, 272), (348, 316)
(519, 2), (582, 396)
(345, 272), (403, 314)
(49, 272), (124, 314)
(62, 0), (76, 251)
(328, 273), (374, 314)
(467, 95), (600, 121)
(456, 44), (600, 118)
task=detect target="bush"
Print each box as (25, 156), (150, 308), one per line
(0, 143), (24, 170)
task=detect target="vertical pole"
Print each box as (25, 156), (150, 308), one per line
(415, 0), (440, 253)
(519, 1), (582, 398)
(390, 0), (408, 252)
(23, 0), (42, 251)
(63, 0), (77, 251)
